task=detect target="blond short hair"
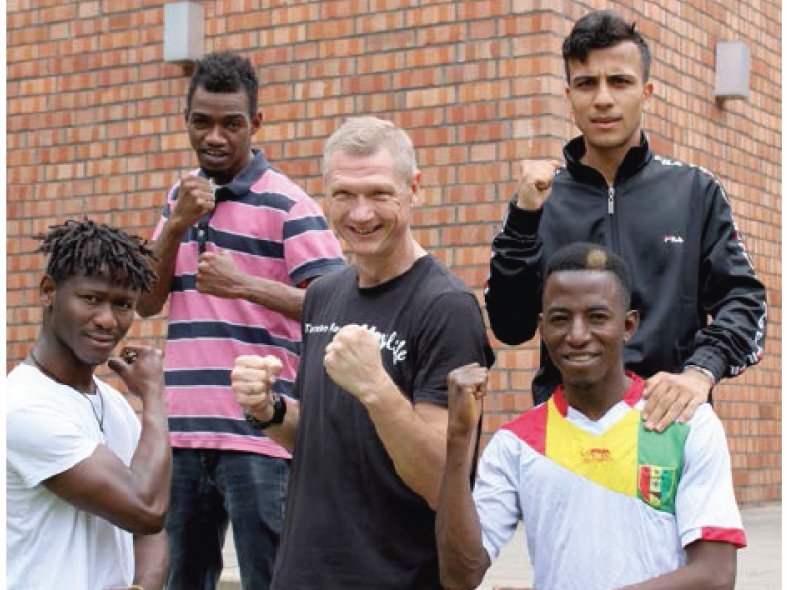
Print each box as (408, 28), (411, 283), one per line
(322, 116), (417, 185)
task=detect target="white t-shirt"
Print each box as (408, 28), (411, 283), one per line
(473, 378), (746, 590)
(6, 364), (142, 590)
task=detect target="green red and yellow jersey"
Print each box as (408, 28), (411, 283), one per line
(473, 374), (745, 590)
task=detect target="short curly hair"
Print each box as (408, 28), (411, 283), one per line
(187, 51), (259, 117)
(544, 242), (632, 310)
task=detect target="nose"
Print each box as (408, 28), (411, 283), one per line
(347, 195), (375, 223)
(205, 124), (226, 145)
(93, 302), (118, 331)
(566, 316), (591, 346)
(594, 80), (614, 108)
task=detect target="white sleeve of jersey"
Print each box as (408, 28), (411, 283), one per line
(675, 404), (746, 548)
(472, 430), (524, 561)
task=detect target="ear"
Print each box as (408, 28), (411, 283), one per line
(564, 85), (575, 118)
(183, 107), (190, 125)
(409, 169), (422, 205)
(250, 111), (263, 135)
(537, 312), (544, 340)
(642, 81), (654, 103)
(40, 275), (56, 307)
(623, 309), (639, 342)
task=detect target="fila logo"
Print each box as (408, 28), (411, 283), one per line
(663, 235), (684, 244)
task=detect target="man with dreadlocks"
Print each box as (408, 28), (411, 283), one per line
(7, 218), (171, 590)
(137, 51), (344, 589)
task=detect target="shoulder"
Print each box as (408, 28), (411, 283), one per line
(685, 403), (724, 434)
(7, 365), (55, 411)
(251, 168), (321, 211)
(649, 154), (724, 188)
(499, 402), (549, 454)
(411, 256), (476, 300)
(481, 410), (546, 466)
(305, 266), (355, 301)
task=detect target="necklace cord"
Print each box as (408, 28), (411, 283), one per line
(27, 351), (105, 433)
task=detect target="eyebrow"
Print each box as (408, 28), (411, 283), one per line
(571, 72), (637, 82)
(330, 182), (399, 194)
(545, 303), (613, 313)
(188, 111), (248, 120)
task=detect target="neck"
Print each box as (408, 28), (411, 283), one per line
(579, 133), (641, 186)
(356, 236), (426, 288)
(29, 340), (96, 394)
(208, 150), (254, 185)
(563, 369), (631, 421)
(580, 148), (626, 186)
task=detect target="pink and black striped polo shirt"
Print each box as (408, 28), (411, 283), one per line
(153, 151), (344, 457)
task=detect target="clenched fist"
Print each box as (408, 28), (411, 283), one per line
(196, 248), (243, 298)
(446, 363), (488, 438)
(231, 355), (283, 422)
(323, 324), (392, 404)
(107, 345), (165, 404)
(515, 159), (562, 211)
(171, 176), (215, 230)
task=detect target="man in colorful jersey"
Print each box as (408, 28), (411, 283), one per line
(437, 242), (745, 590)
(137, 52), (344, 589)
(485, 10), (767, 431)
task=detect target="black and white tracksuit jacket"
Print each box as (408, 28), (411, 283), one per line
(485, 134), (767, 404)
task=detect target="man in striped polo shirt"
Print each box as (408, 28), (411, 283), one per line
(137, 52), (344, 589)
(437, 243), (744, 590)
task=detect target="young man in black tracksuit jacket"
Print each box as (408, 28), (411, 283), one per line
(486, 11), (767, 432)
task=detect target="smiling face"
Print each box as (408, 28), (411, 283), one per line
(186, 85), (261, 184)
(42, 273), (139, 369)
(539, 269), (637, 394)
(326, 147), (421, 283)
(566, 41), (653, 167)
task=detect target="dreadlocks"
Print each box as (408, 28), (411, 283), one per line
(35, 218), (158, 292)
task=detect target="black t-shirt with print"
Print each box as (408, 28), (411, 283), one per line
(272, 255), (493, 590)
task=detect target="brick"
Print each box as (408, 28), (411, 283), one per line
(227, 11), (271, 32)
(356, 11), (405, 34)
(415, 23), (464, 46)
(306, 19), (354, 40)
(405, 46), (456, 68)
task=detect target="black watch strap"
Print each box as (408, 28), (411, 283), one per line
(244, 393), (286, 431)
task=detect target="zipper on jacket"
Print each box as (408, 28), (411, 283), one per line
(607, 186), (615, 215)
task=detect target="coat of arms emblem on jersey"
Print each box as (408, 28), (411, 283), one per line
(638, 465), (678, 510)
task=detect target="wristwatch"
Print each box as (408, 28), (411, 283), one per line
(244, 393), (286, 430)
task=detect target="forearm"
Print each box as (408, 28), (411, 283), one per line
(137, 219), (190, 317)
(486, 199), (544, 345)
(687, 281), (767, 382)
(364, 387), (447, 509)
(234, 274), (306, 321)
(616, 565), (733, 590)
(437, 432), (490, 590)
(253, 398), (300, 454)
(127, 393), (172, 532)
(692, 185), (768, 379)
(133, 530), (169, 590)
(617, 542), (736, 590)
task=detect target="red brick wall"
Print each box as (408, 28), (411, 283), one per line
(7, 0), (781, 504)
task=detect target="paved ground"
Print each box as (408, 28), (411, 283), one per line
(218, 502), (781, 589)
